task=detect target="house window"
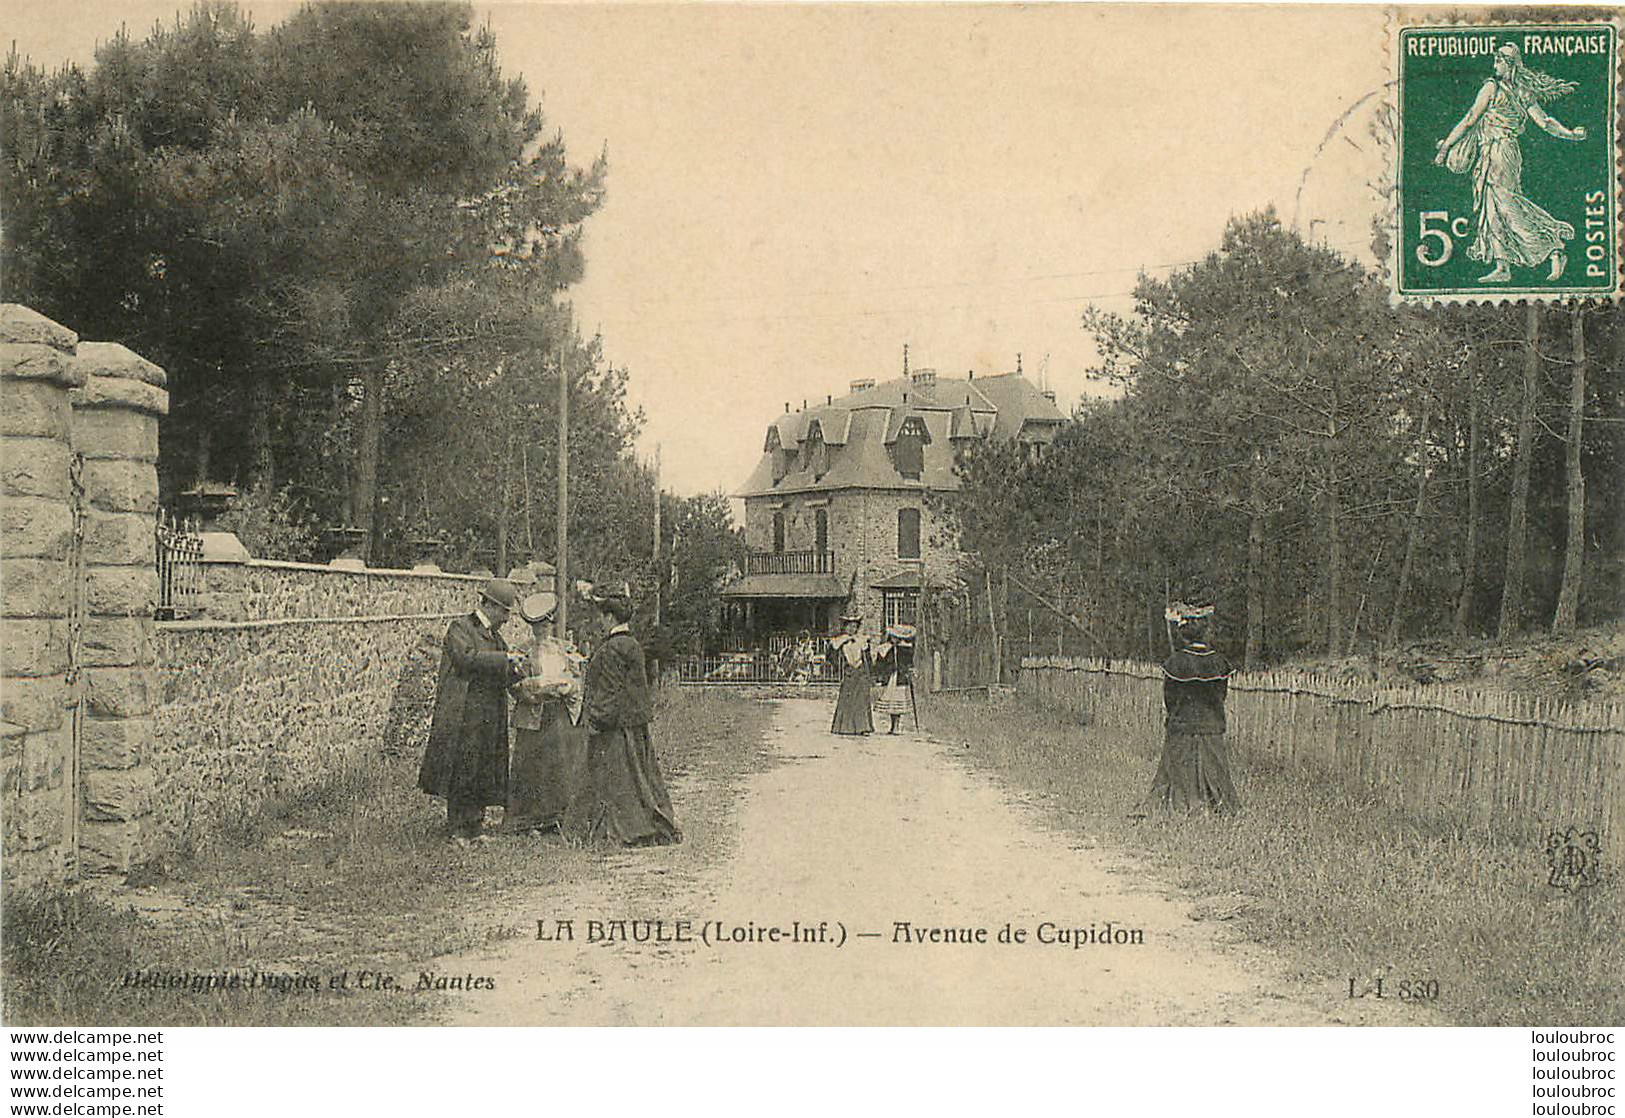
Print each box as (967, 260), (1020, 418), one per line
(892, 416), (928, 480)
(897, 507), (921, 559)
(814, 508), (828, 554)
(766, 428), (789, 484)
(772, 511), (786, 554)
(803, 421), (828, 477)
(883, 590), (919, 629)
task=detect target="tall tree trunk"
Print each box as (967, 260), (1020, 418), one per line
(352, 364), (385, 560)
(1553, 308), (1587, 632)
(248, 377), (275, 489)
(1325, 461), (1343, 655)
(1246, 450), (1266, 668)
(1498, 305), (1541, 641)
(1349, 539), (1385, 656)
(987, 570), (1001, 685)
(555, 353), (569, 642)
(1386, 406), (1433, 650)
(496, 429), (512, 576)
(522, 443), (535, 553)
(1453, 357), (1480, 637)
(1325, 378), (1344, 655)
(193, 426), (211, 490)
(999, 565), (1010, 681)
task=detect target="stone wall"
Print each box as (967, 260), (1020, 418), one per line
(3, 307), (176, 882)
(150, 563), (484, 853)
(1, 306), (86, 887)
(71, 340), (168, 875)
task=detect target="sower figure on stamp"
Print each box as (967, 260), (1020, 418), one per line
(1434, 43), (1587, 284)
(1145, 601), (1240, 814)
(577, 586), (681, 847)
(418, 578), (527, 846)
(504, 591), (587, 837)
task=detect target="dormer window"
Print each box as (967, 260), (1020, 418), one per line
(892, 416), (929, 480)
(766, 427), (790, 484)
(802, 421), (828, 477)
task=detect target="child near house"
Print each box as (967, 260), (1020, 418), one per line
(872, 623), (917, 733)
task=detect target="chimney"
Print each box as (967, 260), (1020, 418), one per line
(849, 378), (876, 394)
(968, 369), (974, 380)
(911, 367), (937, 389)
(784, 402), (790, 413)
(826, 394), (832, 405)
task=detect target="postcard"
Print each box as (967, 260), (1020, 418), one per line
(2, 5), (1619, 1099)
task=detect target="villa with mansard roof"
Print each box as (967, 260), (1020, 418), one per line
(723, 362), (1066, 655)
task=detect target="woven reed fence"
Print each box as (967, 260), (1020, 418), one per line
(1019, 656), (1625, 861)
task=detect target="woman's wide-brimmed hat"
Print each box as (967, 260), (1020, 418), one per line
(518, 591), (558, 624)
(1164, 600), (1214, 624)
(840, 613), (862, 624)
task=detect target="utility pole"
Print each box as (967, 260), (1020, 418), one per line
(555, 353), (569, 642)
(652, 444), (663, 629)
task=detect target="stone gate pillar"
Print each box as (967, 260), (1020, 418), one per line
(69, 342), (168, 875)
(1, 306), (85, 886)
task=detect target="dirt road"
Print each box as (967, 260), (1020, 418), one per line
(431, 698), (1422, 1026)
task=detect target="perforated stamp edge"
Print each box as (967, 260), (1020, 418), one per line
(1384, 9), (1624, 307)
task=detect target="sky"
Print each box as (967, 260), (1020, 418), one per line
(8, 1), (1389, 497)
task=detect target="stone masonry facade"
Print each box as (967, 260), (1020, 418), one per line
(2, 306), (85, 886)
(742, 487), (952, 630)
(2, 304), (168, 884)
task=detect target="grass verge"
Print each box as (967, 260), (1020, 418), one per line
(2, 687), (774, 1026)
(921, 692), (1622, 1026)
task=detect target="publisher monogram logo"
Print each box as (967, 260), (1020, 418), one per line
(1545, 826), (1602, 890)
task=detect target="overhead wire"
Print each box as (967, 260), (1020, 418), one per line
(583, 236), (1375, 328)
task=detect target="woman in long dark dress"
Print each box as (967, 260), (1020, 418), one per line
(503, 591), (587, 836)
(1148, 605), (1241, 812)
(828, 615), (874, 735)
(577, 592), (681, 847)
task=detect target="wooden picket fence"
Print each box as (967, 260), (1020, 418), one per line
(1019, 656), (1625, 861)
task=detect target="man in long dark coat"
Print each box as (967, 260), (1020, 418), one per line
(418, 578), (525, 844)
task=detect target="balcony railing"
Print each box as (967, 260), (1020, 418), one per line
(745, 549), (836, 576)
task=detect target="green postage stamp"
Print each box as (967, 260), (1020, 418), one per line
(1392, 17), (1621, 303)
